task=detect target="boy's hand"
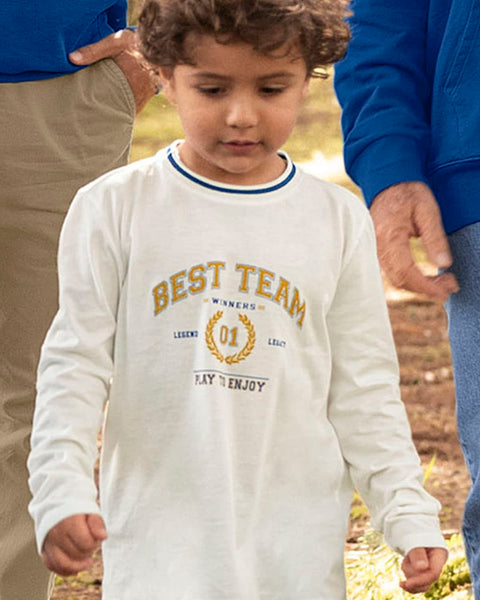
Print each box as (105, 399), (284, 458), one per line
(69, 30), (160, 114)
(400, 547), (448, 594)
(42, 514), (108, 576)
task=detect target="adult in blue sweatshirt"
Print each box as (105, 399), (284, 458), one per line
(335, 0), (480, 595)
(0, 3), (159, 600)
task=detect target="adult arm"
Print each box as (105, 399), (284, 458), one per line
(326, 206), (446, 565)
(334, 0), (458, 299)
(28, 185), (124, 555)
(69, 29), (160, 113)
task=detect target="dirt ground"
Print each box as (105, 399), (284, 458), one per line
(389, 293), (470, 534)
(51, 288), (470, 599)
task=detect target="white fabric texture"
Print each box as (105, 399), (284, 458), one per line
(28, 144), (445, 600)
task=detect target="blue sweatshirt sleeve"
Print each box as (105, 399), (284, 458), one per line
(107, 0), (128, 30)
(334, 0), (431, 205)
(1, 1), (128, 82)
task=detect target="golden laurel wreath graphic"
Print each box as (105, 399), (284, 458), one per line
(205, 311), (256, 364)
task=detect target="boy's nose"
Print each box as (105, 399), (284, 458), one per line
(225, 96), (258, 129)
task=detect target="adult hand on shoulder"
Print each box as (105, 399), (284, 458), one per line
(370, 182), (459, 301)
(69, 30), (161, 114)
(400, 546), (448, 594)
(42, 514), (108, 576)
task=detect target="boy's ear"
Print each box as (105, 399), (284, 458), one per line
(158, 67), (176, 104)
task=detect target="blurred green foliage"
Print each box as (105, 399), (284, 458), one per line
(346, 532), (471, 600)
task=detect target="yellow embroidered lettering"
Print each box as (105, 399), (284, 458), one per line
(170, 270), (187, 303)
(188, 264), (206, 294)
(207, 261), (226, 289)
(289, 287), (306, 328)
(152, 261), (306, 326)
(256, 268), (275, 299)
(153, 281), (169, 315)
(235, 263), (256, 292)
(273, 277), (290, 309)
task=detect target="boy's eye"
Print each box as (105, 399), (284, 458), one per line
(260, 86), (286, 96)
(197, 86), (225, 96)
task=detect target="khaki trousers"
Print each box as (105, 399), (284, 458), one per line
(0, 60), (135, 600)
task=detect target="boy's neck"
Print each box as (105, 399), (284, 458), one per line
(177, 141), (288, 187)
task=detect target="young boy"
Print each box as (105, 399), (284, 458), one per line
(28, 0), (447, 598)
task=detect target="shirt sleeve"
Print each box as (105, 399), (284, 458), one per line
(326, 214), (446, 554)
(334, 0), (431, 205)
(28, 187), (125, 554)
(107, 0), (128, 31)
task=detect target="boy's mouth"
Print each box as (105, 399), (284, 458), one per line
(222, 140), (259, 153)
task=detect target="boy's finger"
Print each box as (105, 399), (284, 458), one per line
(401, 548), (448, 593)
(44, 514), (91, 557)
(63, 514), (99, 554)
(429, 547), (449, 576)
(400, 569), (436, 594)
(54, 533), (93, 560)
(400, 578), (432, 594)
(86, 513), (108, 541)
(422, 547), (449, 583)
(406, 547), (429, 572)
(42, 545), (93, 577)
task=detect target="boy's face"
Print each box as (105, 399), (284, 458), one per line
(160, 35), (309, 186)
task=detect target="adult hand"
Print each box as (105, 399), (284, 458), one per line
(370, 182), (459, 301)
(69, 30), (160, 114)
(42, 514), (108, 576)
(400, 546), (448, 594)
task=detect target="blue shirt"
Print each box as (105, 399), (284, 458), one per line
(334, 0), (480, 234)
(1, 1), (127, 82)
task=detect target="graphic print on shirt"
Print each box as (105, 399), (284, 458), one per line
(152, 260), (306, 393)
(205, 310), (256, 365)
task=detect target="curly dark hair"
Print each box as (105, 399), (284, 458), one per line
(138, 0), (350, 77)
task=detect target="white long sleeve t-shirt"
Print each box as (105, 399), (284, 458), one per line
(28, 144), (445, 599)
